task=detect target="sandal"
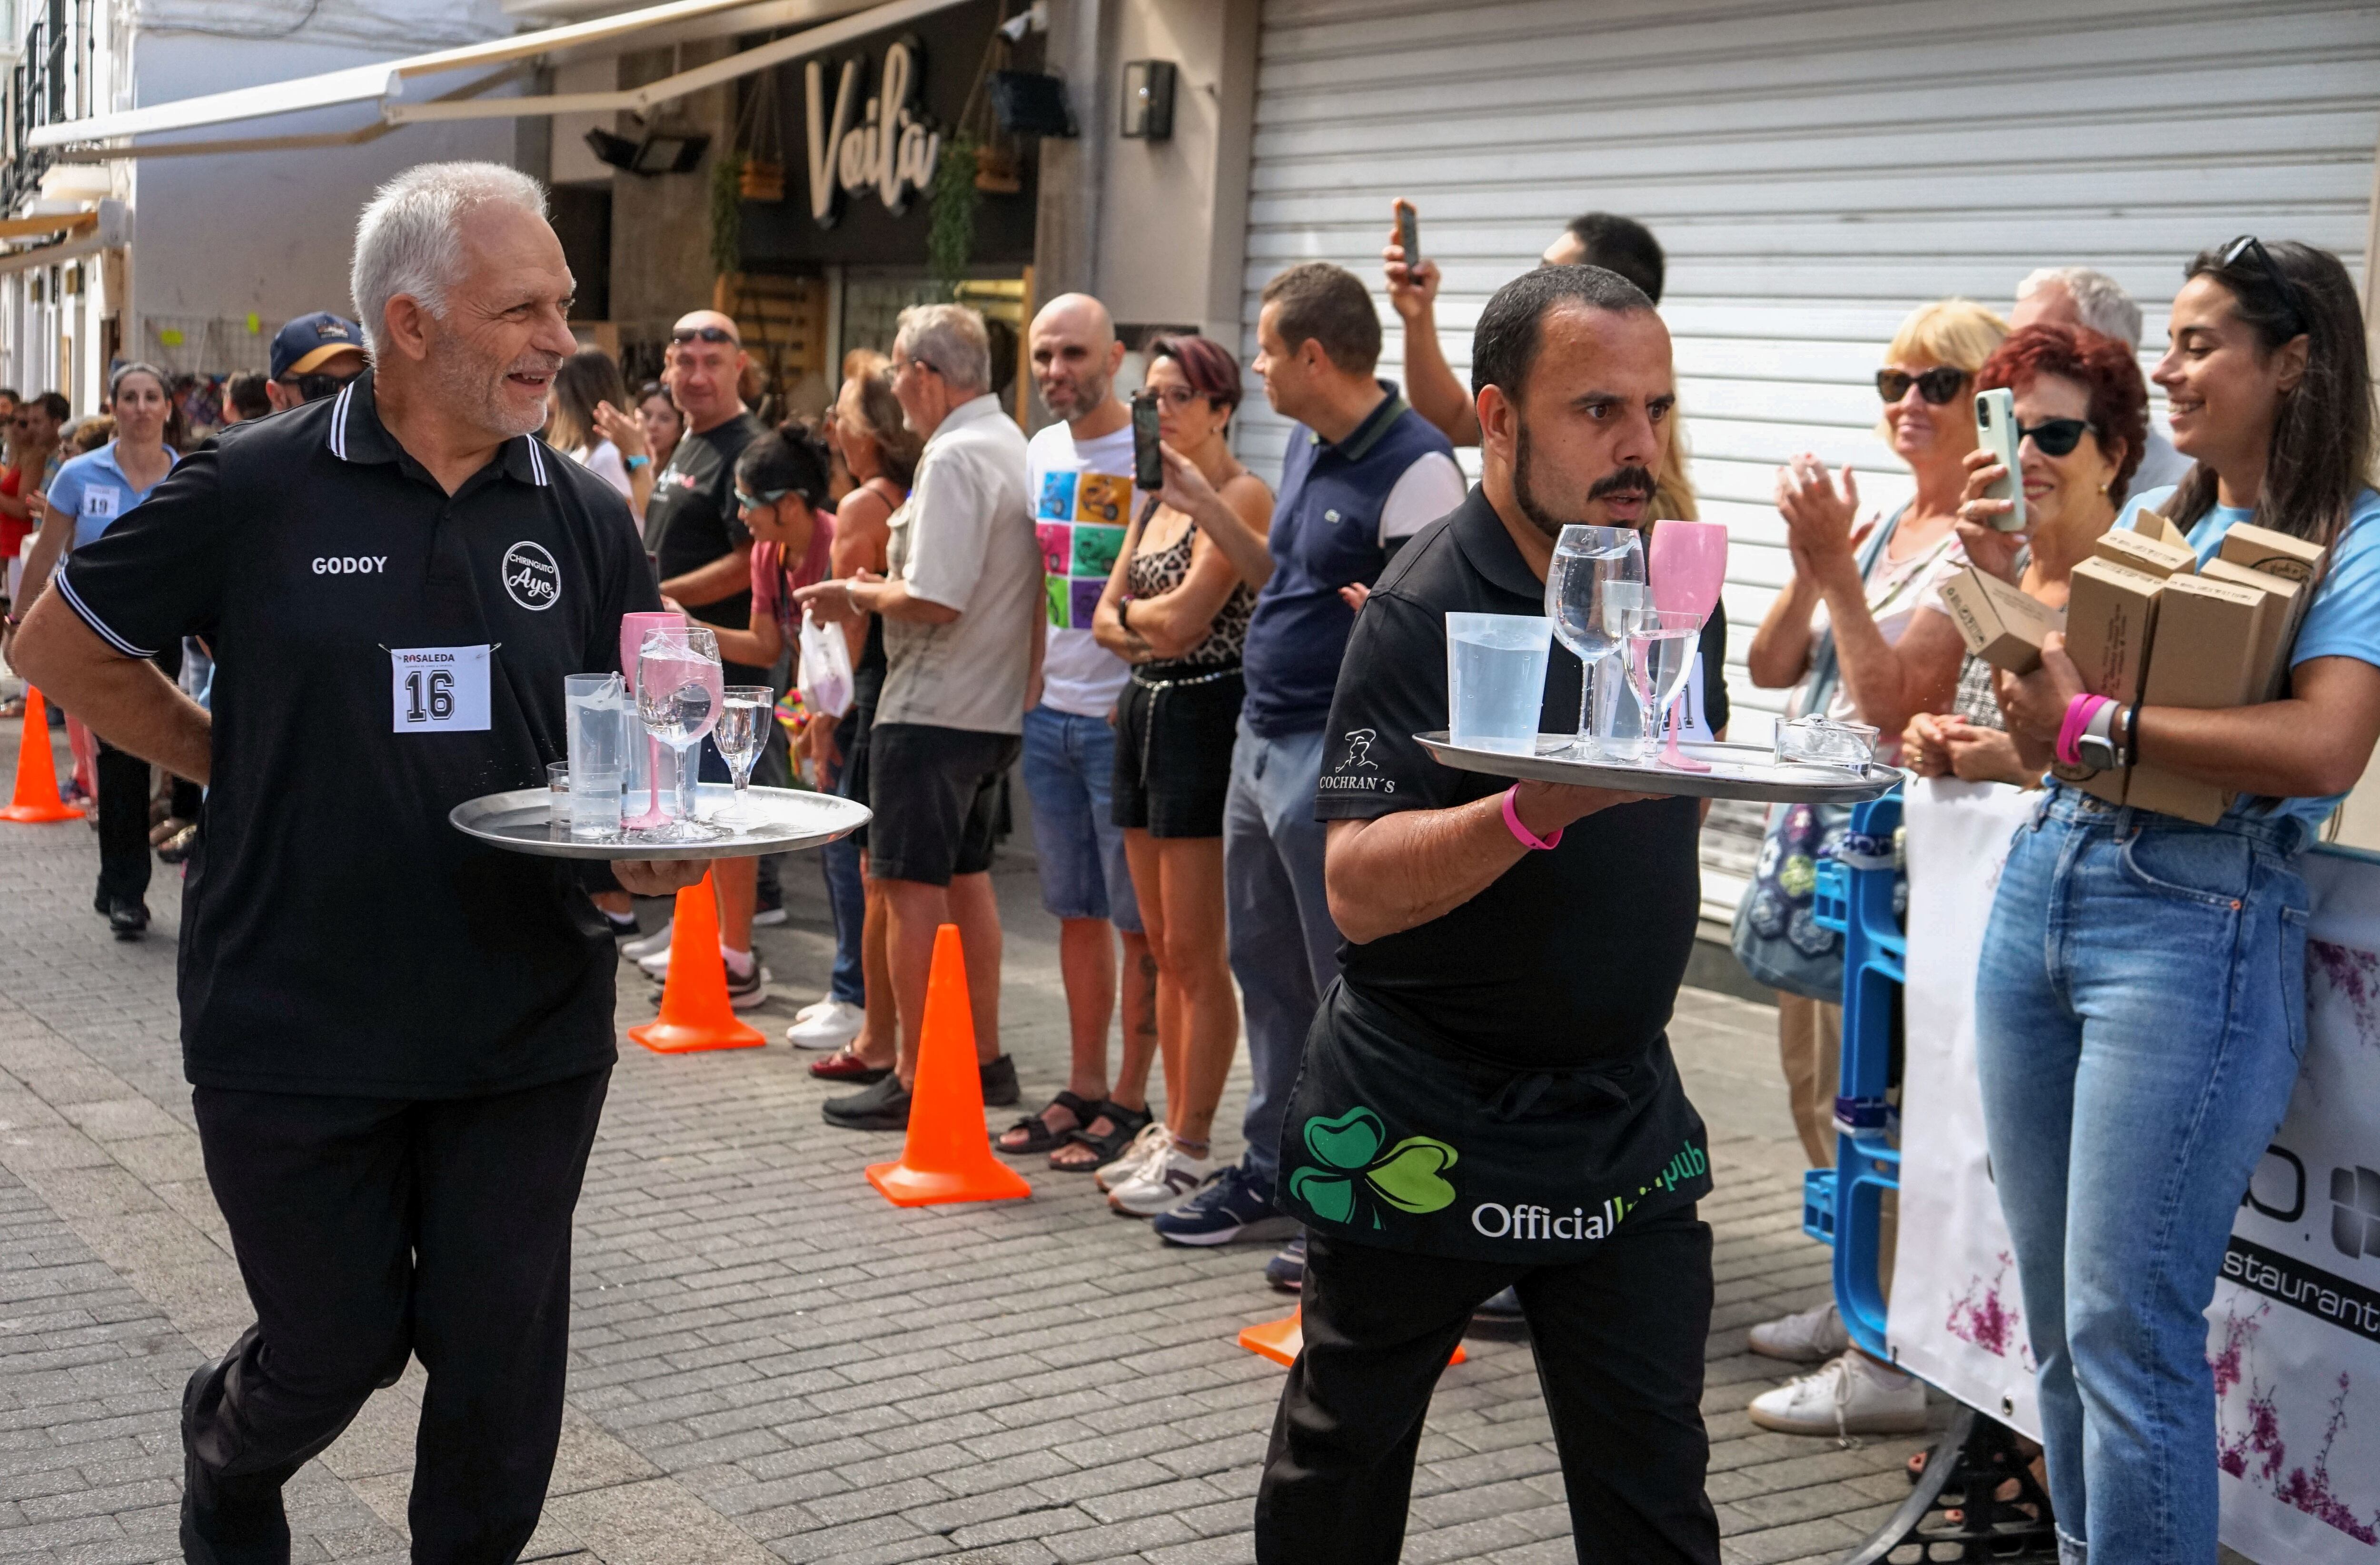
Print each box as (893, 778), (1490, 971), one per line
(808, 1045), (891, 1083)
(998, 1090), (1094, 1156)
(1051, 1100), (1153, 1173)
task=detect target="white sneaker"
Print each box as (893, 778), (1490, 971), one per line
(785, 999), (864, 1049)
(793, 997), (836, 1023)
(1107, 1145), (1214, 1217)
(1749, 1299), (1852, 1363)
(1747, 1351), (1929, 1438)
(621, 920), (674, 962)
(638, 946), (672, 979)
(1094, 1121), (1173, 1192)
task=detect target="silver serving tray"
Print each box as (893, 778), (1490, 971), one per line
(1416, 733), (1906, 804)
(450, 783), (870, 860)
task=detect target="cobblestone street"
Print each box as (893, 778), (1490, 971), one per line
(0, 723), (1944, 1564)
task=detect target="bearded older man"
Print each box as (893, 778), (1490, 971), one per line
(10, 160), (702, 1562)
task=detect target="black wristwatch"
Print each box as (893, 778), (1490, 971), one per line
(2076, 702), (2132, 772)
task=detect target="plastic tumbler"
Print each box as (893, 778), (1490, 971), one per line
(565, 673), (627, 840)
(1446, 612), (1553, 754)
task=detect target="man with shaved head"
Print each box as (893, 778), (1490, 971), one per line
(994, 293), (1159, 1171)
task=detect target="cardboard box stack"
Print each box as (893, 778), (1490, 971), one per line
(2049, 510), (2327, 824)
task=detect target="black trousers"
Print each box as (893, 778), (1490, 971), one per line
(93, 736), (151, 905)
(1255, 1210), (1721, 1565)
(187, 1067), (611, 1564)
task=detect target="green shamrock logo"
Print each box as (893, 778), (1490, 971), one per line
(1288, 1108), (1459, 1226)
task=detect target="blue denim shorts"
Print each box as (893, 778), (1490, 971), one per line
(1021, 705), (1142, 933)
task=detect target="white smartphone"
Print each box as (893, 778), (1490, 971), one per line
(1973, 388), (2026, 533)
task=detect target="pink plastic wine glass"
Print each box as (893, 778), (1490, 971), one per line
(619, 610), (682, 829)
(1646, 520), (1728, 771)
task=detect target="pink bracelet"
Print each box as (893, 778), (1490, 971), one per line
(1502, 785), (1563, 851)
(2055, 693), (2111, 767)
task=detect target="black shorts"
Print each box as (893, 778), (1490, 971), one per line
(1113, 664), (1243, 839)
(867, 722), (1021, 885)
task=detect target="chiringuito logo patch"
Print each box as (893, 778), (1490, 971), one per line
(1287, 1108), (1458, 1230)
(502, 540), (561, 611)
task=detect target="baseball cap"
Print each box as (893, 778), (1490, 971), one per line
(270, 312), (366, 381)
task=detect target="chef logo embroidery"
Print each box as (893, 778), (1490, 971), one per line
(1342, 728), (1377, 769)
(1287, 1108), (1458, 1229)
(502, 540), (561, 611)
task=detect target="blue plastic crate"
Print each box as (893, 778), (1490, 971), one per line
(1802, 1168), (1838, 1246)
(1811, 858), (1850, 934)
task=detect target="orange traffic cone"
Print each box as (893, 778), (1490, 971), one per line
(1236, 1306), (1465, 1369)
(1, 688), (82, 823)
(866, 923), (1032, 1208)
(627, 872), (765, 1054)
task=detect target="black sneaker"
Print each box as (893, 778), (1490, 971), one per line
(107, 899), (149, 940)
(1264, 1231), (1306, 1292)
(724, 959), (771, 1011)
(181, 1363), (289, 1563)
(823, 1073), (912, 1130)
(980, 1053), (1020, 1108)
(1151, 1164), (1296, 1246)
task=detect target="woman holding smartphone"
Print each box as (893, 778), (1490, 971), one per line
(1087, 336), (1273, 1209)
(1979, 238), (2379, 1565)
(1902, 323), (2147, 785)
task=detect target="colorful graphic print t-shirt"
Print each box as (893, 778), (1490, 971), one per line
(1025, 420), (1135, 718)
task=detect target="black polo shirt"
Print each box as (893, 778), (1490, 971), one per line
(54, 374), (661, 1098)
(1315, 487), (1729, 1066)
(645, 410), (764, 685)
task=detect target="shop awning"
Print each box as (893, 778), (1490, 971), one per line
(27, 0), (960, 152)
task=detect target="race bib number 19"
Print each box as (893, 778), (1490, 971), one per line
(390, 645), (491, 733)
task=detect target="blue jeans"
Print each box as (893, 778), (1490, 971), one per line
(817, 747), (865, 1006)
(1020, 705), (1142, 934)
(1974, 788), (2310, 1565)
(1224, 718), (1339, 1183)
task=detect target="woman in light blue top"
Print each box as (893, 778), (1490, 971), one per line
(1975, 240), (2378, 1565)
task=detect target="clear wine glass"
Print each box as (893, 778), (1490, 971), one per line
(636, 625), (727, 842)
(714, 684), (774, 825)
(1624, 609), (1707, 766)
(1544, 525), (1645, 757)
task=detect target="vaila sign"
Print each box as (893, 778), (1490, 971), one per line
(803, 37), (943, 228)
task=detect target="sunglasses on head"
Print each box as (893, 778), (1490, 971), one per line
(735, 486), (791, 511)
(2217, 235), (2307, 336)
(1875, 367), (1969, 406)
(671, 325), (739, 346)
(2016, 417), (2095, 458)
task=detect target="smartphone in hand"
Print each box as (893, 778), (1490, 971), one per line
(1395, 200), (1420, 271)
(1132, 390), (1163, 491)
(1973, 388), (2026, 533)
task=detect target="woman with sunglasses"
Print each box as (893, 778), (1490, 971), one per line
(1978, 239), (2379, 1565)
(1737, 299), (2004, 1435)
(1903, 324), (2147, 785)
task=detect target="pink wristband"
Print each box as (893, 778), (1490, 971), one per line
(2056, 693), (2111, 768)
(1502, 785), (1563, 851)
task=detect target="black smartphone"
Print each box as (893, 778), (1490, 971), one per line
(1132, 390), (1162, 490)
(1396, 201), (1420, 271)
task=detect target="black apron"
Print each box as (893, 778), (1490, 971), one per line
(1277, 980), (1712, 1264)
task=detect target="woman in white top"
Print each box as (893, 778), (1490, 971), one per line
(546, 347), (654, 522)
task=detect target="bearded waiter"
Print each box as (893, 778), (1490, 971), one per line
(11, 162), (705, 1561)
(1254, 266), (1726, 1565)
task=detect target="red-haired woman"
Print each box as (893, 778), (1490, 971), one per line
(1088, 335), (1275, 1212)
(1902, 323), (2148, 783)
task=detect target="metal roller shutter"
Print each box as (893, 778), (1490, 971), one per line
(1235, 0), (2380, 931)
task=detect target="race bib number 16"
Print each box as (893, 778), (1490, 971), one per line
(390, 645), (491, 733)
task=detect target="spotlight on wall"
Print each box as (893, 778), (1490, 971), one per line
(585, 124), (711, 176)
(1120, 59), (1176, 141)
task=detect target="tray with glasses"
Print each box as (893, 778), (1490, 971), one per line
(451, 782), (870, 861)
(1415, 732), (1906, 805)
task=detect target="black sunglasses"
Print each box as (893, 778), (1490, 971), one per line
(1876, 366), (1969, 406)
(2016, 418), (2095, 458)
(671, 325), (739, 346)
(2217, 235), (2307, 336)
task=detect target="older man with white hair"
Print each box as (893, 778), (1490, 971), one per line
(799, 303), (1037, 1130)
(2011, 264), (2192, 491)
(10, 160), (701, 1561)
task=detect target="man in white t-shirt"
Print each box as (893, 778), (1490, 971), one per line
(1000, 294), (1159, 1167)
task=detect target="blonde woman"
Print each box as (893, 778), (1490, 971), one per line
(1738, 298), (2007, 1436)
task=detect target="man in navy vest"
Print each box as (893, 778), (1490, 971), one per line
(1150, 262), (1465, 1253)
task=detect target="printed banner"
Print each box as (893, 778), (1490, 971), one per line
(1034, 467), (1132, 632)
(1892, 781), (2380, 1562)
